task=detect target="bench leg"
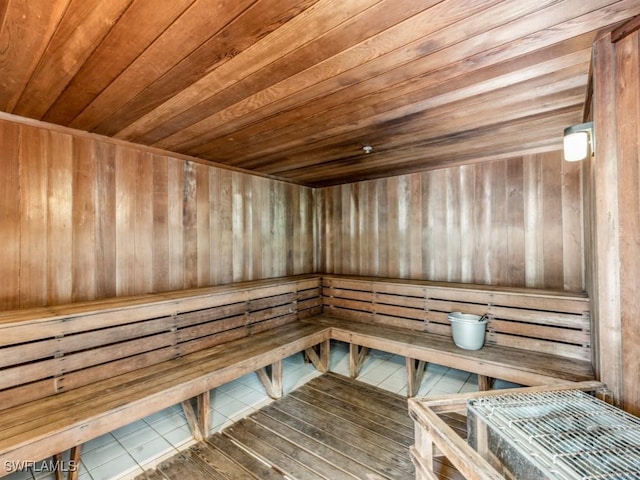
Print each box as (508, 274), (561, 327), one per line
(53, 445), (81, 480)
(406, 358), (427, 397)
(478, 375), (495, 391)
(304, 340), (330, 373)
(256, 360), (283, 399)
(182, 391), (210, 441)
(349, 344), (369, 378)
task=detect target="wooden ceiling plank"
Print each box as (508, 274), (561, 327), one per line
(128, 0), (442, 146)
(209, 0), (637, 175)
(67, 0), (260, 132)
(173, 0), (604, 162)
(0, 0), (70, 111)
(254, 84), (586, 174)
(12, 0), (134, 119)
(41, 0), (197, 125)
(154, 0), (504, 152)
(92, 0), (320, 138)
(258, 77), (587, 176)
(186, 33), (594, 162)
(260, 101), (580, 170)
(213, 52), (591, 165)
(111, 0), (383, 141)
(289, 111), (580, 186)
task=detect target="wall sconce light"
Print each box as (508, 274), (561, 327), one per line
(563, 122), (594, 161)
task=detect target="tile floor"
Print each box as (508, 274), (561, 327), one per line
(6, 341), (518, 480)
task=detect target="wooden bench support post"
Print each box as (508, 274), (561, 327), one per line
(53, 445), (81, 480)
(349, 344), (369, 378)
(478, 375), (495, 391)
(182, 391), (210, 441)
(304, 340), (330, 373)
(256, 360), (283, 399)
(406, 358), (427, 397)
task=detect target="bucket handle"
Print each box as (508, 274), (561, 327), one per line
(479, 314), (488, 322)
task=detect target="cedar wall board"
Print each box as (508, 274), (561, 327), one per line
(316, 152), (585, 293)
(0, 117), (315, 310)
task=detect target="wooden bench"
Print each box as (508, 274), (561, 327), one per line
(0, 273), (597, 478)
(313, 275), (595, 396)
(0, 275), (329, 479)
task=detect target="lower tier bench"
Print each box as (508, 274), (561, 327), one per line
(305, 315), (596, 397)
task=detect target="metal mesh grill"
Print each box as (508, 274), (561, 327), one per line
(468, 390), (640, 479)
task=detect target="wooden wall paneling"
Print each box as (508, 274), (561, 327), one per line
(376, 178), (389, 278)
(243, 171), (255, 279)
(135, 152), (154, 293)
(342, 184), (355, 275)
(523, 153), (544, 288)
(92, 139), (118, 303)
(167, 156), (185, 290)
(72, 136), (97, 302)
(0, 120), (21, 310)
(215, 168), (234, 285)
(195, 162), (210, 286)
(491, 159), (508, 286)
(115, 146), (137, 296)
(409, 174), (422, 280)
(367, 180), (380, 277)
(459, 165), (476, 284)
(48, 130), (75, 304)
(445, 168), (461, 283)
(561, 157), (584, 292)
(284, 182), (295, 275)
(19, 126), (48, 307)
(299, 185), (313, 274)
(616, 30), (640, 415)
(505, 157), (525, 287)
(317, 153), (585, 291)
(182, 161), (198, 288)
(268, 179), (283, 277)
(473, 161), (492, 285)
(152, 154), (170, 293)
(231, 171), (244, 282)
(250, 175), (264, 280)
(542, 151), (564, 290)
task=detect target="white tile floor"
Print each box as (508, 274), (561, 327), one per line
(6, 341), (519, 480)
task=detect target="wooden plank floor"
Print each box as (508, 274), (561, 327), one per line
(136, 373), (466, 480)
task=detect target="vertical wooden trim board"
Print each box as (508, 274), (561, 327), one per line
(0, 116), (315, 308)
(587, 23), (640, 414)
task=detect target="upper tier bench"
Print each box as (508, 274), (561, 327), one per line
(313, 275), (595, 396)
(0, 275), (328, 479)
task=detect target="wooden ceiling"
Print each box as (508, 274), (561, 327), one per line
(1, 1), (639, 186)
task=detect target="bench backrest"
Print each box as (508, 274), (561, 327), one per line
(322, 276), (590, 361)
(0, 276), (322, 411)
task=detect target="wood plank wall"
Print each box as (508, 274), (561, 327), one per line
(317, 152), (585, 292)
(588, 24), (640, 415)
(0, 117), (315, 310)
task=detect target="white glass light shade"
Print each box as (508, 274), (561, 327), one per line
(563, 130), (590, 162)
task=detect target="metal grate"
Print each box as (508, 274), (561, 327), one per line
(468, 390), (640, 479)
